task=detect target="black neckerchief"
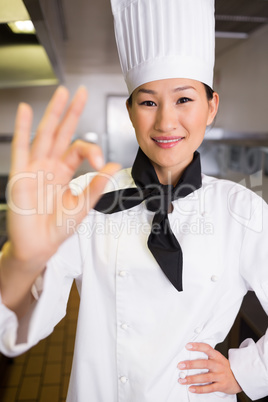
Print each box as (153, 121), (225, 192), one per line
(94, 148), (202, 291)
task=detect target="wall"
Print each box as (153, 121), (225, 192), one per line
(1, 23), (268, 175)
(0, 73), (127, 174)
(214, 24), (268, 133)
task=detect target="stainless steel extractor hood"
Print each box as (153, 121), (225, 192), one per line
(0, 0), (63, 88)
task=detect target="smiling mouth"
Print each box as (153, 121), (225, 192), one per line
(152, 137), (184, 143)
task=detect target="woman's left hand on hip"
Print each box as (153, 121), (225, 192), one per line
(177, 342), (242, 395)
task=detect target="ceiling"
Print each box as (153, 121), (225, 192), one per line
(0, 0), (268, 87)
(45, 0), (268, 75)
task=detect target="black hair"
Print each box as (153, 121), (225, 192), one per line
(127, 93), (133, 107)
(126, 83), (214, 107)
(204, 83), (214, 100)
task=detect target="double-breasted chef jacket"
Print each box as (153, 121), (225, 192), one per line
(0, 168), (268, 402)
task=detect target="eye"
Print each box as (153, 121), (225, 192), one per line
(140, 100), (156, 107)
(177, 97), (192, 104)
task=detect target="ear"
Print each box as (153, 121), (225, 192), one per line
(207, 92), (219, 126)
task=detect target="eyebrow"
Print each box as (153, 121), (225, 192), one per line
(137, 88), (157, 95)
(173, 86), (196, 92)
(137, 86), (196, 95)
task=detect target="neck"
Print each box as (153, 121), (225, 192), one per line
(151, 155), (194, 186)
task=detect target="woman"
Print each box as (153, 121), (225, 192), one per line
(0, 0), (268, 401)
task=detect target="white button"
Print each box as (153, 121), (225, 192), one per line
(121, 323), (129, 330)
(211, 275), (219, 282)
(179, 372), (187, 379)
(201, 211), (208, 217)
(119, 271), (127, 277)
(128, 210), (135, 216)
(120, 376), (128, 384)
(195, 327), (202, 334)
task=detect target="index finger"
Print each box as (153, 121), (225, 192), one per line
(11, 102), (33, 172)
(185, 343), (218, 359)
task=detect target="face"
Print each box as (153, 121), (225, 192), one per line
(127, 78), (219, 184)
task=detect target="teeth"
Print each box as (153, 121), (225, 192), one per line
(154, 138), (182, 143)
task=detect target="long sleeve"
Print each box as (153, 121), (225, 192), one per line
(0, 232), (82, 357)
(229, 197), (268, 400)
(0, 172), (98, 358)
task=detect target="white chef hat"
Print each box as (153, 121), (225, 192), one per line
(111, 0), (215, 95)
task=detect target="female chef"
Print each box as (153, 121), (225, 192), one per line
(0, 0), (268, 401)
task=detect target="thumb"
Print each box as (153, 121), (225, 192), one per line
(66, 163), (121, 224)
(85, 162), (121, 209)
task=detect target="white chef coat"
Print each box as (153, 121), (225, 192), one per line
(0, 168), (268, 402)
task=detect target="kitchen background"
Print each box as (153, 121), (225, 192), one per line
(0, 0), (268, 401)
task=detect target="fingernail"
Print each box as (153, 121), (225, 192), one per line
(178, 363), (186, 369)
(189, 387), (196, 393)
(178, 379), (187, 384)
(77, 85), (88, 96)
(95, 155), (105, 170)
(57, 85), (68, 95)
(186, 343), (193, 349)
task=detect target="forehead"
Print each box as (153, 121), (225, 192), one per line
(134, 78), (204, 95)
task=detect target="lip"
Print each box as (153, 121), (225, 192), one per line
(152, 136), (185, 149)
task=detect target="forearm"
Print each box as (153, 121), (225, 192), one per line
(0, 241), (46, 318)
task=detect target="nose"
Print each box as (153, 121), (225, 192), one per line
(154, 104), (177, 133)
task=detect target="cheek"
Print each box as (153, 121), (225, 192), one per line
(132, 118), (146, 144)
(188, 107), (210, 131)
(132, 113), (152, 134)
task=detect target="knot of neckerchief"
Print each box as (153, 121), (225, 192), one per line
(94, 148), (202, 292)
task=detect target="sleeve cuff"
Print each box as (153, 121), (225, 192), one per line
(31, 273), (45, 301)
(0, 258), (72, 358)
(229, 337), (268, 400)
